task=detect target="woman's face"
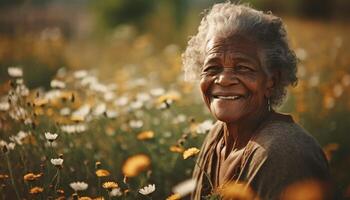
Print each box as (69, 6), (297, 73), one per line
(200, 35), (274, 124)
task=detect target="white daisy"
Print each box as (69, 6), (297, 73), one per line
(150, 88), (165, 96)
(8, 67), (23, 77)
(137, 92), (151, 102)
(50, 158), (63, 166)
(60, 107), (71, 116)
(172, 179), (196, 197)
(114, 96), (129, 106)
(129, 120), (143, 129)
(70, 181), (88, 191)
(74, 70), (88, 79)
(109, 188), (123, 197)
(0, 101), (10, 111)
(93, 103), (106, 116)
(139, 184), (155, 195)
(0, 141), (16, 152)
(50, 80), (66, 89)
(196, 120), (214, 134)
(45, 132), (58, 142)
(105, 110), (118, 119)
(72, 104), (91, 118)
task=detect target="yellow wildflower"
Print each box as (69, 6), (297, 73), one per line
(34, 107), (45, 116)
(102, 181), (119, 190)
(33, 98), (48, 107)
(137, 131), (154, 140)
(166, 193), (181, 200)
(169, 145), (184, 153)
(24, 173), (42, 181)
(71, 115), (85, 122)
(95, 169), (110, 177)
(29, 187), (44, 194)
(122, 154), (151, 177)
(157, 93), (180, 104)
(183, 147), (200, 159)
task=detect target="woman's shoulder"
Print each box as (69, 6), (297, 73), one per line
(250, 112), (329, 177)
(246, 113), (330, 200)
(254, 112), (322, 153)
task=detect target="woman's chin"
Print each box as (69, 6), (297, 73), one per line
(212, 111), (240, 123)
(210, 105), (242, 123)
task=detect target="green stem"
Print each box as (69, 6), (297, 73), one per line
(98, 177), (101, 198)
(54, 170), (60, 194)
(194, 160), (214, 191)
(108, 191), (112, 200)
(6, 153), (21, 200)
(50, 142), (55, 157)
(49, 168), (59, 194)
(19, 146), (28, 173)
(0, 185), (5, 200)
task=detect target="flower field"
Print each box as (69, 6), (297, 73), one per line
(0, 14), (350, 200)
(1, 64), (214, 199)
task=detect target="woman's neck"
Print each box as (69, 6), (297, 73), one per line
(224, 108), (273, 150)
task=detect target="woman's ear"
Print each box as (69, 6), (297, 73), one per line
(265, 70), (280, 97)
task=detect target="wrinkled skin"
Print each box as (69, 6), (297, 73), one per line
(200, 34), (275, 151)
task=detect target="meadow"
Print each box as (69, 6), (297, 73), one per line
(0, 12), (350, 200)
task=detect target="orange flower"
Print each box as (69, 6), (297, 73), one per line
(169, 145), (184, 153)
(281, 179), (326, 200)
(183, 147), (200, 159)
(323, 143), (339, 161)
(79, 197), (93, 200)
(92, 197), (104, 200)
(102, 181), (119, 190)
(122, 154), (151, 177)
(95, 169), (110, 177)
(137, 131), (154, 140)
(29, 187), (44, 194)
(217, 182), (255, 200)
(24, 173), (42, 181)
(166, 193), (181, 200)
(56, 189), (65, 195)
(124, 189), (130, 194)
(0, 174), (9, 180)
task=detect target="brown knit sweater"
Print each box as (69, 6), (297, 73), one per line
(191, 112), (330, 200)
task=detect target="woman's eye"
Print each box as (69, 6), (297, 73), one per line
(236, 65), (254, 72)
(203, 66), (221, 74)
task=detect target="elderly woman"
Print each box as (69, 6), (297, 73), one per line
(182, 2), (330, 200)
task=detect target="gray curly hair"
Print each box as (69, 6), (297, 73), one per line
(182, 2), (298, 106)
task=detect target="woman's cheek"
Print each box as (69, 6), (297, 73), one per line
(199, 77), (212, 109)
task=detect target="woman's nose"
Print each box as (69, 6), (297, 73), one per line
(214, 69), (239, 86)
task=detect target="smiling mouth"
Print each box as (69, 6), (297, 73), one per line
(213, 95), (243, 100)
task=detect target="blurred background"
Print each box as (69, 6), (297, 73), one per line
(0, 0), (349, 199)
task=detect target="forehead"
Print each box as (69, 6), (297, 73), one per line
(205, 35), (260, 61)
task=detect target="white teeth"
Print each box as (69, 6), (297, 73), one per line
(216, 96), (240, 100)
